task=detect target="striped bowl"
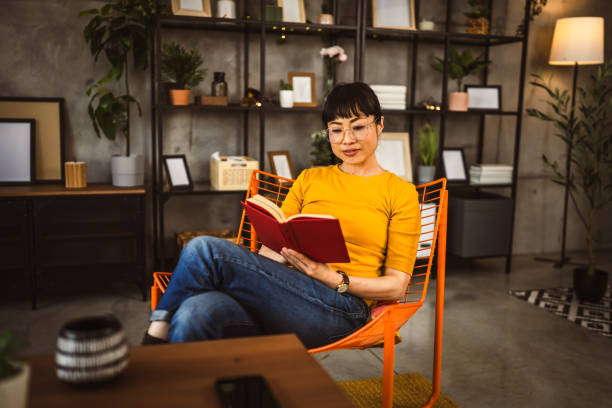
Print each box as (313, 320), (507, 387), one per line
(56, 315), (128, 385)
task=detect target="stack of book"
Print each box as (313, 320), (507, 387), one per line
(371, 85), (407, 110)
(469, 164), (513, 184)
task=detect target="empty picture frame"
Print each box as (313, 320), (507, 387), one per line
(0, 97), (65, 183)
(442, 148), (468, 183)
(372, 0), (416, 30)
(375, 132), (413, 182)
(465, 85), (502, 110)
(267, 150), (295, 180)
(278, 0), (306, 23)
(171, 0), (212, 17)
(0, 119), (35, 185)
(289, 72), (316, 107)
(163, 155), (193, 191)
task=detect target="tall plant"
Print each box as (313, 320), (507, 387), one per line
(79, 0), (156, 156)
(431, 48), (490, 92)
(418, 123), (438, 166)
(527, 61), (612, 275)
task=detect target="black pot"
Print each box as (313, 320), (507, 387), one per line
(573, 268), (609, 303)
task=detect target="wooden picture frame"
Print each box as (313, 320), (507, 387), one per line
(442, 148), (468, 183)
(171, 0), (212, 17)
(0, 97), (65, 183)
(375, 132), (413, 182)
(267, 150), (295, 180)
(163, 154), (194, 191)
(372, 0), (416, 30)
(288, 72), (316, 107)
(0, 119), (36, 185)
(465, 85), (502, 110)
(278, 0), (306, 23)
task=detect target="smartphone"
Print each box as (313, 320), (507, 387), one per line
(215, 375), (282, 408)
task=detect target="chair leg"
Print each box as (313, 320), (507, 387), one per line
(151, 286), (160, 311)
(382, 319), (396, 408)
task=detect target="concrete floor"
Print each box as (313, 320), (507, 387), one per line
(2, 252), (611, 407)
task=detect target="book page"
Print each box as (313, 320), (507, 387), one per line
(247, 195), (286, 222)
(287, 213), (336, 221)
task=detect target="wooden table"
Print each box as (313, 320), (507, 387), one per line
(27, 334), (353, 408)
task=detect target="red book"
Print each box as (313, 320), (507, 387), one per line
(243, 194), (350, 263)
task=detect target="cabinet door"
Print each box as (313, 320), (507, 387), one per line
(0, 200), (29, 271)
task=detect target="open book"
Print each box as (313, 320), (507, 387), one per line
(243, 194), (350, 263)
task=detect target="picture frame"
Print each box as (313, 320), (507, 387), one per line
(288, 72), (316, 107)
(0, 97), (65, 183)
(372, 0), (416, 30)
(0, 119), (36, 185)
(465, 85), (502, 110)
(442, 148), (468, 183)
(163, 155), (193, 191)
(374, 132), (413, 182)
(171, 0), (212, 17)
(267, 150), (295, 180)
(278, 0), (306, 23)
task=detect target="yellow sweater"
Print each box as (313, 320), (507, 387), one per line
(281, 165), (421, 301)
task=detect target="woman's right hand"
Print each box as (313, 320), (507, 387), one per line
(258, 245), (288, 264)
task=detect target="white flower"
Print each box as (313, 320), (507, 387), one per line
(338, 53), (347, 62)
(320, 45), (346, 60)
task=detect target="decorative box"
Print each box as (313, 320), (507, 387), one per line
(210, 156), (258, 190)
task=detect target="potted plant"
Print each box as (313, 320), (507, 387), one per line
(431, 47), (490, 111)
(279, 80), (294, 108)
(418, 122), (438, 184)
(0, 331), (28, 408)
(464, 0), (490, 34)
(310, 130), (335, 167)
(527, 60), (612, 302)
(161, 42), (207, 106)
(79, 0), (155, 187)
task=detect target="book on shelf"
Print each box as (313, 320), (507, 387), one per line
(371, 84), (407, 93)
(243, 194), (350, 263)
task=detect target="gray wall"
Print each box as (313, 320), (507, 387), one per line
(1, 0), (611, 259)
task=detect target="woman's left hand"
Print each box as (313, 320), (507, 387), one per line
(280, 247), (335, 283)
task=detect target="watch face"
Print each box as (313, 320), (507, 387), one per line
(337, 284), (348, 293)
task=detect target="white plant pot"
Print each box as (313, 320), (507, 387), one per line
(0, 363), (30, 408)
(111, 154), (144, 187)
(279, 90), (294, 108)
(418, 165), (436, 184)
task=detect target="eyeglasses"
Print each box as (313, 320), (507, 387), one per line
(325, 120), (377, 144)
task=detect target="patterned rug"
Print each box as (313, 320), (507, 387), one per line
(337, 373), (460, 408)
(510, 286), (612, 339)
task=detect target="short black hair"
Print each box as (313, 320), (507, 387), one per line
(322, 82), (382, 127)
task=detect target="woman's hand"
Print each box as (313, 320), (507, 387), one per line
(280, 248), (341, 288)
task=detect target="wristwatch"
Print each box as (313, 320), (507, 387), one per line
(335, 270), (350, 293)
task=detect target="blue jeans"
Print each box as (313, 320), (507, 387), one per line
(151, 236), (370, 349)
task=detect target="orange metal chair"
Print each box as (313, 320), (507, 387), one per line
(151, 169), (448, 408)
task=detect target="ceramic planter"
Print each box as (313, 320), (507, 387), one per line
(317, 14), (334, 24)
(111, 154), (144, 187)
(169, 89), (190, 105)
(0, 362), (30, 408)
(279, 90), (294, 108)
(418, 165), (436, 184)
(573, 268), (609, 303)
(448, 92), (468, 111)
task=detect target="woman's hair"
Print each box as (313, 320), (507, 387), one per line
(322, 82), (382, 127)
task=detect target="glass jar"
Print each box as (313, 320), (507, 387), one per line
(212, 72), (228, 97)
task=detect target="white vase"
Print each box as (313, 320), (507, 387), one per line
(216, 0), (236, 18)
(448, 92), (468, 111)
(418, 165), (436, 184)
(279, 90), (294, 108)
(111, 154), (144, 187)
(0, 363), (30, 408)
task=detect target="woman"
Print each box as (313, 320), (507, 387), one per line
(144, 82), (421, 348)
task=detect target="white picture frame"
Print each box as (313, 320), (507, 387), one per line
(288, 72), (316, 107)
(267, 150), (295, 180)
(372, 0), (416, 30)
(442, 148), (468, 183)
(465, 85), (502, 110)
(0, 119), (35, 185)
(171, 0), (212, 17)
(375, 132), (413, 182)
(163, 155), (193, 190)
(278, 0), (306, 23)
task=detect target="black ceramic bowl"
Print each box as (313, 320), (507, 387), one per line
(55, 314), (128, 385)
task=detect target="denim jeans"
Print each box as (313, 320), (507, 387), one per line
(151, 236), (370, 348)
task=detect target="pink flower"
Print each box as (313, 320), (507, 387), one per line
(320, 45), (347, 62)
(338, 53), (347, 62)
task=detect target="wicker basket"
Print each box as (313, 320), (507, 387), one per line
(465, 17), (489, 35)
(210, 156), (259, 190)
(176, 229), (238, 251)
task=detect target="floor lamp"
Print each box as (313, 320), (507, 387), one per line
(536, 17), (604, 268)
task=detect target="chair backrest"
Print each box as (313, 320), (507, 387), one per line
(236, 169), (446, 308)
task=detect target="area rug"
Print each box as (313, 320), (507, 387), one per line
(509, 286), (611, 339)
(337, 373), (460, 408)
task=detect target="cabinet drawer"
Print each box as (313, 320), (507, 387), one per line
(0, 200), (29, 269)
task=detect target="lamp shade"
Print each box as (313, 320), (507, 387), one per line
(549, 17), (604, 65)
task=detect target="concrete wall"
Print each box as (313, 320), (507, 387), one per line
(1, 0), (611, 259)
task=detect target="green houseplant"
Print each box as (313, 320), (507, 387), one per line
(431, 47), (490, 111)
(279, 79), (294, 108)
(417, 123), (438, 184)
(0, 331), (28, 408)
(310, 129), (335, 166)
(161, 42), (207, 105)
(527, 61), (612, 302)
(79, 0), (156, 186)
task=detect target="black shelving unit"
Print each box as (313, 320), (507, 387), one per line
(152, 0), (531, 274)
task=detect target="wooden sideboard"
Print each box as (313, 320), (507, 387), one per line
(0, 184), (146, 309)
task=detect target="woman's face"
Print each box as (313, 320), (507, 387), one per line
(327, 113), (384, 167)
